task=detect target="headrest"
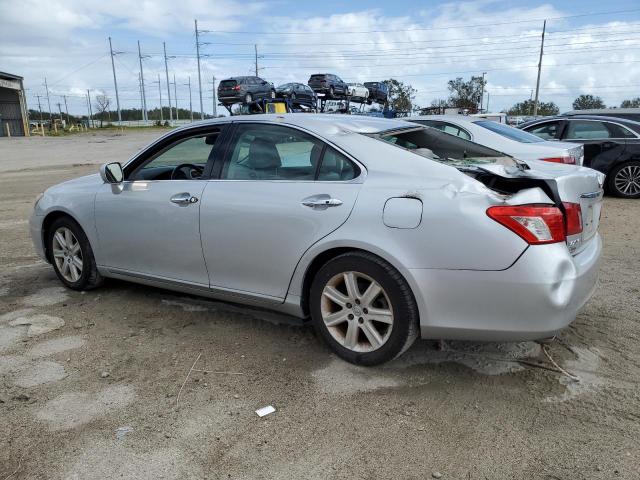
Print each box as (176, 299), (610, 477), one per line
(247, 138), (281, 169)
(205, 133), (219, 145)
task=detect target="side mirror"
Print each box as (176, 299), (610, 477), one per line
(100, 162), (124, 184)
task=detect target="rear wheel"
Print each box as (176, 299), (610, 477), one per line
(608, 161), (640, 198)
(48, 217), (103, 291)
(310, 252), (419, 365)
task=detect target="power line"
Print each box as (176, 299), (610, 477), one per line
(196, 8), (640, 35)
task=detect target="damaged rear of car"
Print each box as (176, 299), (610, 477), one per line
(335, 123), (603, 342)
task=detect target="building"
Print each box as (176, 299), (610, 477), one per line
(0, 72), (29, 136)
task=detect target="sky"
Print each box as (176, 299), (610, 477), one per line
(1, 0), (640, 116)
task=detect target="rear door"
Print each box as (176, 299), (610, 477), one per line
(560, 119), (626, 168)
(200, 122), (363, 300)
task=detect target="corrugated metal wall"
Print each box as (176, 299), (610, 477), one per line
(0, 87), (25, 136)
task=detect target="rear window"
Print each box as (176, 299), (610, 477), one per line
(474, 120), (544, 143)
(220, 80), (237, 88)
(370, 127), (518, 168)
(310, 75), (325, 80)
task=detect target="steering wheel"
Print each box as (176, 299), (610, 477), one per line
(170, 163), (204, 180)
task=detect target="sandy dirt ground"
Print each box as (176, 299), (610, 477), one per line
(0, 130), (639, 480)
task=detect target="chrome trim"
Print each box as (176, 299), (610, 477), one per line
(580, 190), (604, 199)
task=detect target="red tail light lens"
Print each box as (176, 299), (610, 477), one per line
(563, 202), (583, 236)
(487, 204), (566, 244)
(233, 85), (241, 91)
(540, 156), (576, 165)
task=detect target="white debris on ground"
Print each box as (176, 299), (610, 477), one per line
(544, 347), (606, 403)
(312, 358), (400, 394)
(21, 286), (69, 307)
(9, 314), (65, 336)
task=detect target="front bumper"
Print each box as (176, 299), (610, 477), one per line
(410, 235), (602, 341)
(29, 211), (47, 262)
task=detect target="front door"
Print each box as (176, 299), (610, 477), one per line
(94, 127), (226, 286)
(200, 122), (363, 300)
(560, 119), (627, 168)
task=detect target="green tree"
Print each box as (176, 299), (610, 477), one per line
(507, 99), (559, 116)
(382, 79), (417, 112)
(447, 76), (486, 110)
(572, 94), (605, 110)
(620, 97), (640, 108)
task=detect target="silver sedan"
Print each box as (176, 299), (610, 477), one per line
(30, 114), (604, 365)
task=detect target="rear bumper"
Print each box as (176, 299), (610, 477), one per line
(410, 235), (602, 341)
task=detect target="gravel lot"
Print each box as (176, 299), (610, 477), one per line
(1, 130), (639, 479)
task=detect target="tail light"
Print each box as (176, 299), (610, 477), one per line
(487, 204), (565, 244)
(233, 85), (241, 91)
(563, 202), (583, 236)
(540, 156), (576, 165)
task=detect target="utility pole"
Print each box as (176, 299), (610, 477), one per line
(44, 77), (52, 121)
(56, 102), (63, 128)
(35, 95), (43, 122)
(254, 44), (258, 76)
(173, 73), (179, 121)
(533, 20), (546, 117)
(138, 72), (144, 121)
(486, 92), (490, 113)
(479, 72), (486, 113)
(163, 42), (173, 123)
(62, 95), (69, 123)
(184, 76), (193, 122)
(195, 19), (204, 120)
(108, 37), (122, 124)
(86, 90), (94, 128)
(138, 40), (148, 122)
(155, 74), (163, 123)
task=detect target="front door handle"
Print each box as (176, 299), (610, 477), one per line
(301, 194), (343, 209)
(170, 192), (199, 205)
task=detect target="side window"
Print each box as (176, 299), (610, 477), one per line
(129, 131), (220, 181)
(317, 147), (358, 181)
(606, 122), (637, 138)
(222, 124), (323, 180)
(419, 121), (471, 140)
(526, 121), (560, 140)
(565, 121), (610, 140)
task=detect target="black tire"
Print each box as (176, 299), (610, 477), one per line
(244, 93), (253, 104)
(607, 161), (640, 198)
(47, 216), (103, 291)
(310, 252), (419, 366)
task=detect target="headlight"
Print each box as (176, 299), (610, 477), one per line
(34, 192), (44, 208)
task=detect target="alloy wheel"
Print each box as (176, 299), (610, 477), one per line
(614, 165), (640, 196)
(320, 271), (394, 353)
(52, 227), (83, 282)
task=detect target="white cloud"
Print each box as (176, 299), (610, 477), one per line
(1, 0), (639, 114)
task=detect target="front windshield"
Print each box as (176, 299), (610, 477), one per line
(372, 127), (518, 168)
(474, 120), (545, 143)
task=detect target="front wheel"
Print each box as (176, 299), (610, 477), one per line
(310, 252), (419, 365)
(48, 217), (103, 290)
(608, 161), (640, 198)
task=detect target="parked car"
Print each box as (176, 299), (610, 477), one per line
(520, 115), (640, 198)
(364, 82), (389, 104)
(275, 82), (317, 107)
(562, 108), (640, 123)
(409, 115), (584, 165)
(308, 74), (349, 99)
(217, 76), (275, 105)
(347, 83), (369, 102)
(31, 114), (603, 365)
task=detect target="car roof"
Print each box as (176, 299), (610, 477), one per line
(177, 114), (418, 136)
(522, 114), (640, 126)
(563, 108), (640, 115)
(409, 114), (480, 124)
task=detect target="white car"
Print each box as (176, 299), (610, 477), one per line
(410, 115), (584, 165)
(347, 83), (369, 101)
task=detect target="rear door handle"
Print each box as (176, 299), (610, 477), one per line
(301, 194), (343, 209)
(170, 192), (199, 205)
